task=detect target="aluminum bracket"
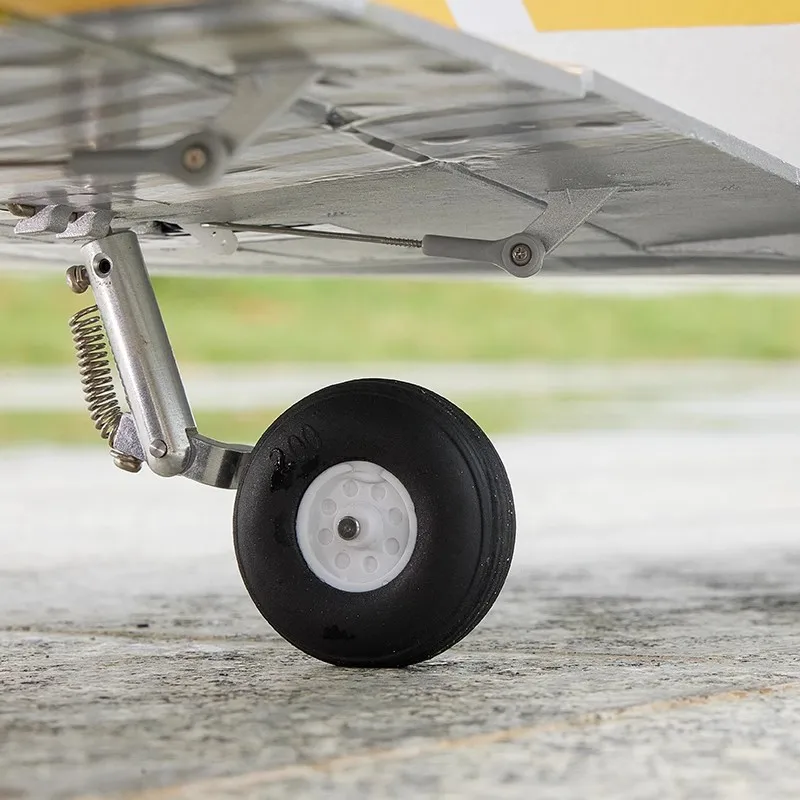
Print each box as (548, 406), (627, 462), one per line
(14, 205), (115, 239)
(14, 204), (75, 235)
(184, 433), (251, 490)
(58, 209), (115, 240)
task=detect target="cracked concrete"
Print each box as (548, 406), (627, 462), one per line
(2, 424), (800, 798)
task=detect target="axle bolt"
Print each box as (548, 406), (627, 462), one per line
(337, 516), (361, 541)
(149, 439), (168, 459)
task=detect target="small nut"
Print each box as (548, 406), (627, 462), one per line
(65, 264), (90, 294)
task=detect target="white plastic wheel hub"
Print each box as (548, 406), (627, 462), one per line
(296, 460), (417, 592)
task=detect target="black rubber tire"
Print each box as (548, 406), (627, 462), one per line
(233, 379), (515, 667)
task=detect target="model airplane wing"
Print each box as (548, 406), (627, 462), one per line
(1, 0), (799, 275)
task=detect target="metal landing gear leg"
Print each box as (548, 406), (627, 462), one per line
(72, 230), (251, 488)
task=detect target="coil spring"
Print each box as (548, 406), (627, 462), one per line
(69, 305), (123, 441)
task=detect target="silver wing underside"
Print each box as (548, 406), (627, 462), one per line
(1, 0), (800, 276)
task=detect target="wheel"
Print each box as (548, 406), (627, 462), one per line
(233, 379), (515, 667)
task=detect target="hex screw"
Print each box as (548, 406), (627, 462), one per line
(65, 265), (90, 294)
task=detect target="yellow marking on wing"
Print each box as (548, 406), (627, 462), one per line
(0, 0), (187, 16)
(524, 0), (800, 31)
(372, 0), (456, 28)
(0, 0), (457, 28)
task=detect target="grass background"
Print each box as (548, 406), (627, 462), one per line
(4, 274), (800, 365)
(3, 273), (799, 444)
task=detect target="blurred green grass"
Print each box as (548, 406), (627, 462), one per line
(4, 274), (800, 365)
(0, 392), (611, 446)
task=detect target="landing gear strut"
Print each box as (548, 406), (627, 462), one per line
(69, 230), (516, 667)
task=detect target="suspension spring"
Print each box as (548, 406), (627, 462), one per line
(67, 288), (142, 472)
(69, 304), (123, 440)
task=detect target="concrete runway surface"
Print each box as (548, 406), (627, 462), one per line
(3, 421), (800, 798)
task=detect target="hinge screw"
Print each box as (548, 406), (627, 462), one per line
(181, 145), (209, 173)
(510, 243), (533, 267)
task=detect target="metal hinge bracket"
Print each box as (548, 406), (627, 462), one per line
(422, 188), (616, 277)
(67, 69), (319, 188)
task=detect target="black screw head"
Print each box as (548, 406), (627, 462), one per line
(510, 243), (532, 267)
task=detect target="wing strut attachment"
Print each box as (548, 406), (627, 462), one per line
(202, 187), (616, 277)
